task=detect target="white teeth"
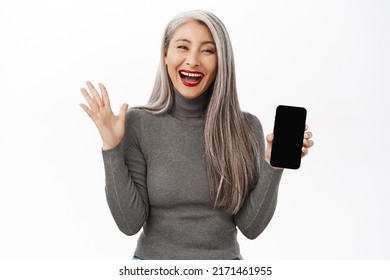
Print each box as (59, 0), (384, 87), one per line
(180, 71), (203, 77)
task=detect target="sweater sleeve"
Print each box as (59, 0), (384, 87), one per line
(102, 109), (149, 236)
(234, 113), (283, 239)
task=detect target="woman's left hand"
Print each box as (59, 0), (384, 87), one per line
(265, 125), (314, 165)
(301, 125), (314, 158)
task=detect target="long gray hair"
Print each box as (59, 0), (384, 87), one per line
(137, 10), (258, 215)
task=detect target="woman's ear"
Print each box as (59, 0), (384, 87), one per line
(164, 48), (168, 65)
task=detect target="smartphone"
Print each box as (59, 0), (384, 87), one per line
(270, 105), (307, 169)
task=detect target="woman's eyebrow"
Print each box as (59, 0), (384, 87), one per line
(175, 38), (191, 43)
(175, 38), (215, 45)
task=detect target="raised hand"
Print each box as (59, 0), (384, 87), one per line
(80, 81), (129, 150)
(301, 125), (314, 158)
(265, 125), (314, 167)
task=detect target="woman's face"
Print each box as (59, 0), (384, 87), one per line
(165, 20), (218, 99)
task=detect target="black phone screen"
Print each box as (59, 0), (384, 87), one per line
(270, 105), (307, 169)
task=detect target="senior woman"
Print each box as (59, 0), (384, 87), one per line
(80, 10), (314, 260)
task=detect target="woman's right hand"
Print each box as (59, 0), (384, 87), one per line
(80, 81), (129, 150)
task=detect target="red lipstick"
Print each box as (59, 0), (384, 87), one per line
(179, 70), (204, 87)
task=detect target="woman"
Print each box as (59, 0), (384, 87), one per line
(80, 10), (314, 260)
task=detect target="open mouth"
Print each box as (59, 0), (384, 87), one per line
(179, 70), (204, 87)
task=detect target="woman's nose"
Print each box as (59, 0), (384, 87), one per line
(185, 51), (200, 67)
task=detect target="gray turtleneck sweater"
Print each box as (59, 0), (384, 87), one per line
(102, 89), (283, 260)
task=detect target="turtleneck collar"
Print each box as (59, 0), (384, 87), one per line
(170, 87), (212, 119)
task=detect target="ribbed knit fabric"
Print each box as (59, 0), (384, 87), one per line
(102, 89), (283, 259)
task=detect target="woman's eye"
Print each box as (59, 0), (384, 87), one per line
(177, 45), (188, 50)
(202, 49), (215, 54)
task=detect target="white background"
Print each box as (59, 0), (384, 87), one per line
(1, 0), (389, 260)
